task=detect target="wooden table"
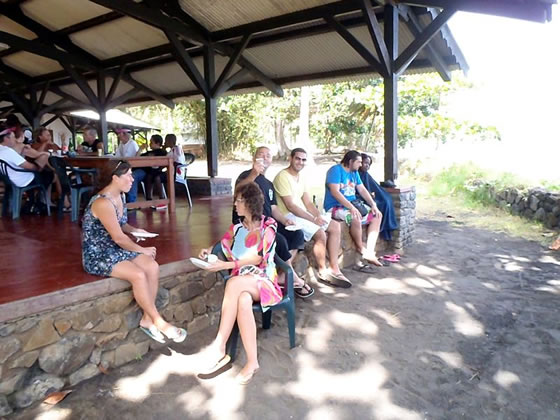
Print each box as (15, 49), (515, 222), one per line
(65, 155), (175, 212)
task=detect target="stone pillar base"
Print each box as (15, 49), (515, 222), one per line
(188, 177), (232, 196)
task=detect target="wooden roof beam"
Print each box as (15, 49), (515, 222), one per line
(120, 73), (175, 109)
(361, 0), (391, 76)
(325, 15), (388, 78)
(394, 7), (455, 75)
(165, 29), (209, 97)
(402, 6), (451, 81)
(0, 30), (98, 71)
(212, 34), (251, 97)
(0, 4), (101, 67)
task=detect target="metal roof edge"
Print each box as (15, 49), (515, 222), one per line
(428, 8), (469, 77)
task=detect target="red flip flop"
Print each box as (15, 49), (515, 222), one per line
(382, 254), (401, 263)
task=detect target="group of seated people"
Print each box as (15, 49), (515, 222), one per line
(0, 115), (187, 214)
(80, 146), (397, 385)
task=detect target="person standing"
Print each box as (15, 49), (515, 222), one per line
(273, 148), (350, 288)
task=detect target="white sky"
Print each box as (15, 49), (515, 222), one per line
(449, 9), (560, 142)
(424, 7), (560, 182)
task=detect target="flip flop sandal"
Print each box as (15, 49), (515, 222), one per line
(294, 282), (315, 299)
(162, 326), (188, 343)
(352, 263), (377, 274)
(197, 355), (233, 379)
(382, 255), (400, 263)
(139, 325), (166, 344)
(318, 271), (352, 288)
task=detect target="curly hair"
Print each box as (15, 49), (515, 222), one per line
(235, 182), (264, 222)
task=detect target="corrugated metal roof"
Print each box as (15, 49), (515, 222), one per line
(0, 0), (487, 112)
(20, 0), (111, 31)
(69, 17), (168, 60)
(2, 51), (62, 76)
(179, 0), (340, 31)
(0, 16), (36, 40)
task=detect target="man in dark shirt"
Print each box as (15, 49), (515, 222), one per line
(128, 134), (167, 204)
(234, 146), (314, 298)
(79, 126), (103, 154)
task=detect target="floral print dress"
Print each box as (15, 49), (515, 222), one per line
(221, 216), (283, 311)
(82, 194), (139, 276)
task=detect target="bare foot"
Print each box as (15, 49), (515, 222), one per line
(550, 238), (560, 250)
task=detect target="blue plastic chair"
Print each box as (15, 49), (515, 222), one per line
(48, 156), (95, 222)
(0, 159), (51, 219)
(211, 242), (296, 361)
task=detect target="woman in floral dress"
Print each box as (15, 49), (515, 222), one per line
(82, 160), (186, 343)
(198, 182), (282, 384)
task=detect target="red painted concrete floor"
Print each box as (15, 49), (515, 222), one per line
(0, 196), (233, 305)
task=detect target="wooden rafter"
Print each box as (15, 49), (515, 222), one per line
(361, 0), (391, 75)
(325, 15), (388, 78)
(402, 6), (451, 81)
(394, 7), (456, 75)
(0, 30), (97, 71)
(212, 34), (251, 97)
(165, 29), (209, 97)
(0, 4), (101, 67)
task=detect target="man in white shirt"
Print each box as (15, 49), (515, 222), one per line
(114, 128), (139, 158)
(0, 126), (52, 189)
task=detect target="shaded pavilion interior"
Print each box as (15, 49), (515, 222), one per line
(1, 0), (552, 182)
(0, 1), (556, 310)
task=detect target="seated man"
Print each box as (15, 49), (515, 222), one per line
(234, 146), (314, 298)
(0, 125), (53, 199)
(358, 153), (398, 241)
(324, 150), (383, 267)
(128, 134), (167, 204)
(273, 148), (350, 288)
(79, 126), (103, 155)
(114, 128), (139, 158)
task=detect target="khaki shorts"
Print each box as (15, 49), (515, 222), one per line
(285, 212), (331, 242)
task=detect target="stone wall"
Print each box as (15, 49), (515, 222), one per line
(296, 186), (417, 270)
(0, 269), (222, 415)
(481, 184), (560, 229)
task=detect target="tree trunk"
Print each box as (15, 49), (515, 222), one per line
(297, 86), (314, 163)
(275, 117), (290, 158)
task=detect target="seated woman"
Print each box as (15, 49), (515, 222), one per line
(358, 153), (398, 241)
(324, 150), (384, 266)
(197, 182), (282, 384)
(81, 160), (186, 343)
(32, 127), (60, 153)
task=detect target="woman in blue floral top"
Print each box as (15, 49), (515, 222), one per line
(82, 160), (186, 344)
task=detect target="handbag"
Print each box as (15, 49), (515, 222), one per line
(350, 199), (370, 217)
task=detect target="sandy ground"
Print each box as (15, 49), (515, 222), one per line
(10, 192), (560, 420)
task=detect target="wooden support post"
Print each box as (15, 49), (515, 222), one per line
(70, 116), (77, 150)
(384, 4), (398, 183)
(99, 110), (108, 153)
(204, 45), (218, 177)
